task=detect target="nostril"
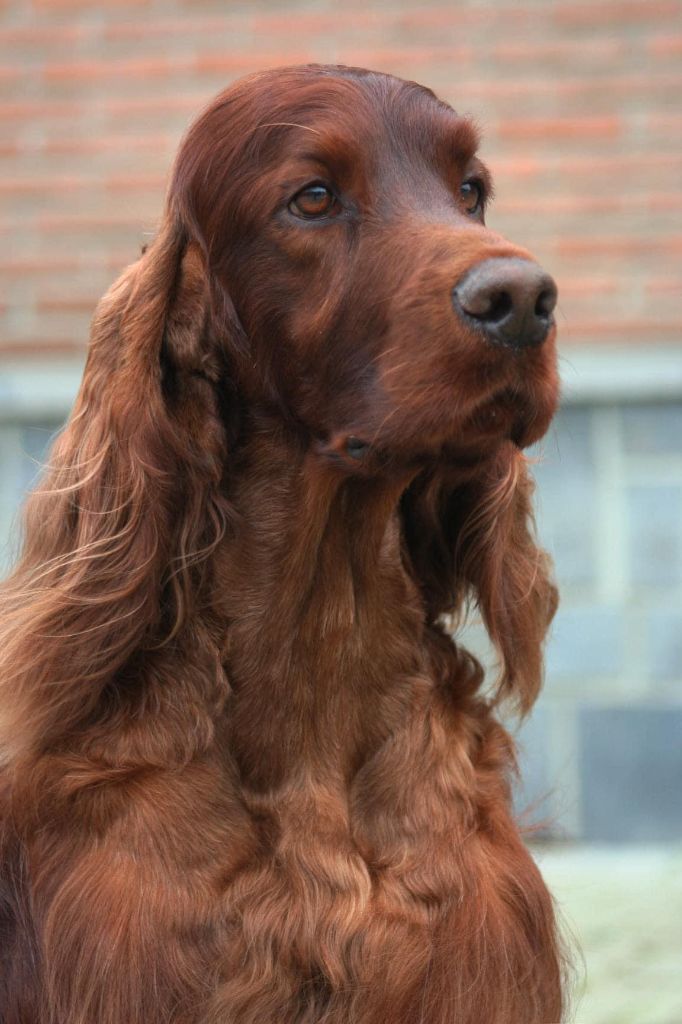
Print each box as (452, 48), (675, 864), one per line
(455, 284), (513, 323)
(485, 289), (513, 325)
(535, 281), (558, 320)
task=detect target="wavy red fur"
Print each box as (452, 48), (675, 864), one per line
(0, 65), (569, 1023)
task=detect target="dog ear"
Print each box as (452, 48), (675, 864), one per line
(400, 443), (557, 713)
(0, 216), (233, 760)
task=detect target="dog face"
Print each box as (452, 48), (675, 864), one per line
(172, 65), (559, 466)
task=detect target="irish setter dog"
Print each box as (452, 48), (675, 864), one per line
(0, 65), (567, 1023)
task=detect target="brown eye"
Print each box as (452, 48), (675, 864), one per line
(460, 180), (482, 215)
(289, 184), (338, 219)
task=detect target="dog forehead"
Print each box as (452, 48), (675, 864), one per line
(215, 66), (476, 164)
(276, 70), (479, 163)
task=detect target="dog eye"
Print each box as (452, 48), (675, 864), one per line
(289, 184), (338, 219)
(460, 180), (483, 215)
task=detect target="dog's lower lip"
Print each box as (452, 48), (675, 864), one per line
(467, 387), (533, 448)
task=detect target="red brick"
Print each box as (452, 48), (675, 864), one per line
(397, 7), (537, 29)
(194, 51), (315, 74)
(41, 133), (173, 155)
(555, 0), (681, 26)
(500, 196), (619, 214)
(101, 95), (206, 116)
(446, 73), (682, 102)
(252, 10), (385, 33)
(0, 24), (86, 45)
(636, 193), (682, 213)
(491, 39), (625, 62)
(644, 276), (682, 295)
(647, 34), (682, 56)
(491, 157), (544, 180)
(0, 99), (83, 121)
(0, 254), (129, 274)
(0, 213), (152, 235)
(554, 276), (622, 296)
(36, 294), (99, 312)
(104, 173), (166, 193)
(103, 16), (245, 41)
(0, 175), (87, 194)
(340, 46), (473, 70)
(0, 66), (24, 85)
(0, 173), (165, 196)
(494, 152), (682, 179)
(499, 193), (682, 214)
(556, 236), (682, 258)
(35, 213), (153, 231)
(43, 56), (182, 82)
(31, 0), (150, 9)
(496, 116), (622, 141)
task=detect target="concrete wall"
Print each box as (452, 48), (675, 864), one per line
(516, 401), (682, 841)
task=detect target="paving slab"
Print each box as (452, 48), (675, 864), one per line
(534, 844), (682, 1024)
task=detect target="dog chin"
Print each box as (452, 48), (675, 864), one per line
(316, 389), (554, 472)
(464, 383), (558, 451)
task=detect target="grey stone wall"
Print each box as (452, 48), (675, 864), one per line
(516, 401), (682, 842)
(1, 400), (681, 842)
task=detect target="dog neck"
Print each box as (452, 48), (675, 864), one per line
(210, 412), (440, 791)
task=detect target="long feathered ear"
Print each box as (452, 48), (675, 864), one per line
(401, 442), (557, 713)
(0, 216), (231, 762)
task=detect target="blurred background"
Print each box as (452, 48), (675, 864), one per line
(0, 0), (681, 1020)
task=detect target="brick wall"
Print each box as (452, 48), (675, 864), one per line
(517, 403), (682, 841)
(1, 0), (681, 356)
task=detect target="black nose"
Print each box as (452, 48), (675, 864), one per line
(452, 257), (557, 350)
